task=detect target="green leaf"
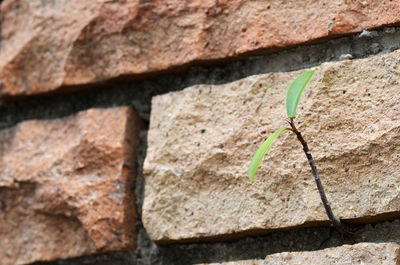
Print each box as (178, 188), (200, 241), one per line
(248, 127), (288, 183)
(286, 68), (317, 118)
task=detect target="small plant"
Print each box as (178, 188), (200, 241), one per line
(248, 68), (350, 234)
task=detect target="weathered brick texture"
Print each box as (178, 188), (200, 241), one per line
(1, 0), (400, 96)
(202, 243), (400, 265)
(143, 49), (400, 243)
(0, 107), (141, 265)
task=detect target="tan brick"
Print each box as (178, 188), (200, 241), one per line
(202, 243), (400, 265)
(0, 107), (141, 265)
(1, 0), (400, 96)
(143, 49), (400, 242)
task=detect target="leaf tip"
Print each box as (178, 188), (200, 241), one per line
(286, 68), (317, 118)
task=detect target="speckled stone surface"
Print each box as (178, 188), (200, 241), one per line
(143, 49), (400, 242)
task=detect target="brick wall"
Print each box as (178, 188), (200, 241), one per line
(1, 1), (400, 264)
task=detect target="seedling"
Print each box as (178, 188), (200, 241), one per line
(248, 68), (350, 234)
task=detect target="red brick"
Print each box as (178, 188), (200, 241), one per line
(0, 107), (141, 264)
(1, 0), (400, 96)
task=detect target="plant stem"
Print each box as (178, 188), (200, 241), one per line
(288, 118), (349, 234)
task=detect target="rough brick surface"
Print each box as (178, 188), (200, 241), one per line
(2, 0), (400, 96)
(143, 49), (400, 243)
(0, 107), (140, 265)
(203, 243), (400, 265)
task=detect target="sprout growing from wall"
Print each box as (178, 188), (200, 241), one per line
(248, 69), (351, 234)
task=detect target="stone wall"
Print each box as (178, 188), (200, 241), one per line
(1, 1), (400, 264)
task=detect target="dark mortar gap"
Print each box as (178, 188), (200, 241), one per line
(34, 219), (400, 265)
(2, 27), (400, 129)
(153, 211), (400, 246)
(5, 26), (400, 265)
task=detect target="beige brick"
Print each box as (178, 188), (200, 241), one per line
(2, 0), (400, 96)
(202, 243), (400, 265)
(143, 49), (400, 243)
(0, 107), (141, 265)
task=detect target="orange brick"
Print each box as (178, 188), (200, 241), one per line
(0, 107), (141, 265)
(1, 0), (400, 96)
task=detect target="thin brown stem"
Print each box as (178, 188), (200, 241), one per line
(288, 118), (350, 234)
